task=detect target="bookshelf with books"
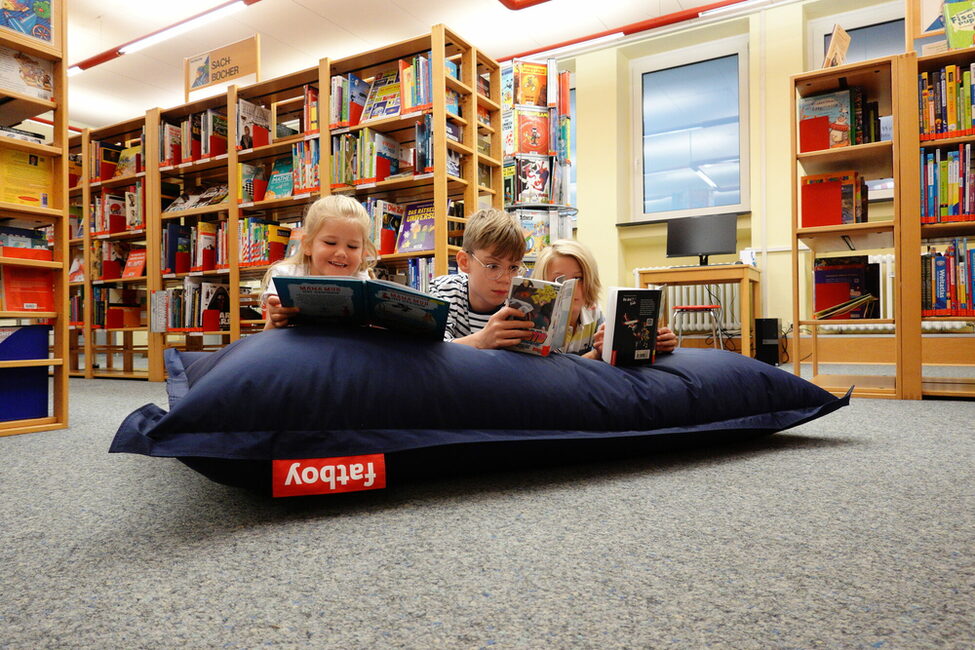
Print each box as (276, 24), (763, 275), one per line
(790, 54), (920, 399)
(82, 116), (155, 379)
(324, 24), (502, 290)
(907, 46), (975, 399)
(67, 131), (88, 376)
(231, 64), (323, 335)
(0, 2), (69, 434)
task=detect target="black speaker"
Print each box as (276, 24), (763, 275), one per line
(754, 318), (780, 365)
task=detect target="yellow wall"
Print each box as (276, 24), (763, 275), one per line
(571, 0), (896, 330)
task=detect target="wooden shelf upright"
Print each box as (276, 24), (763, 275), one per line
(0, 3), (70, 434)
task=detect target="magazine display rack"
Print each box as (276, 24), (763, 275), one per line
(68, 24), (502, 381)
(0, 3), (69, 434)
(790, 54), (920, 399)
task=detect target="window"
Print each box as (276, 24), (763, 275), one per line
(808, 2), (904, 69)
(630, 36), (749, 223)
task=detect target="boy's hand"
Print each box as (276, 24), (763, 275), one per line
(455, 306), (532, 349)
(264, 295), (300, 330)
(655, 326), (677, 353)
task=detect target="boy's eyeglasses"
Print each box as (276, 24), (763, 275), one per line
(467, 251), (527, 281)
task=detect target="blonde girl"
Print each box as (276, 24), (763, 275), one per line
(535, 239), (678, 359)
(534, 239), (604, 359)
(261, 194), (377, 330)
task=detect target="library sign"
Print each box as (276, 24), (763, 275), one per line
(184, 35), (259, 98)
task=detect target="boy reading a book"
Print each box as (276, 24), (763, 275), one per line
(428, 208), (533, 349)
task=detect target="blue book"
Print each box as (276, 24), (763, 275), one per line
(273, 276), (448, 338)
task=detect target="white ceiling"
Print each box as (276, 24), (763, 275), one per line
(66, 0), (699, 129)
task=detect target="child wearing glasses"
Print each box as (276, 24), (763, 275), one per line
(428, 208), (534, 348)
(534, 239), (678, 359)
(260, 195), (377, 330)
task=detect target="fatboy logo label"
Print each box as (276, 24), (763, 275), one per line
(272, 454), (386, 497)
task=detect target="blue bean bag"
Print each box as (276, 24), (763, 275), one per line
(110, 327), (849, 495)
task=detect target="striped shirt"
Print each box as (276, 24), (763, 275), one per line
(429, 273), (500, 341)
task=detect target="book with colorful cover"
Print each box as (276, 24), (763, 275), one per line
(237, 97), (271, 149)
(505, 276), (577, 357)
(0, 149), (52, 208)
(512, 107), (550, 155)
(0, 45), (53, 101)
(114, 144), (142, 178)
(121, 248), (147, 279)
(361, 70), (402, 122)
(272, 276), (448, 338)
(395, 200), (435, 253)
(512, 59), (548, 107)
(238, 162), (267, 203)
(263, 157), (294, 200)
(944, 1), (975, 50)
(798, 89), (855, 148)
(601, 287), (663, 366)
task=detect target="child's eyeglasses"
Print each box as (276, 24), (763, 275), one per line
(467, 251), (527, 281)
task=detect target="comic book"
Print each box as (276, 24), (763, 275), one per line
(505, 276), (577, 356)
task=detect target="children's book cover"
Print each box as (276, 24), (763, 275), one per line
(0, 149), (52, 207)
(602, 287), (662, 366)
(361, 70), (401, 122)
(395, 200), (435, 253)
(513, 107), (550, 155)
(0, 45), (53, 100)
(798, 89), (854, 148)
(505, 276), (577, 356)
(263, 157), (294, 200)
(944, 2), (975, 50)
(272, 276), (447, 338)
(121, 248), (147, 279)
(513, 60), (547, 107)
(519, 209), (552, 259)
(237, 98), (271, 149)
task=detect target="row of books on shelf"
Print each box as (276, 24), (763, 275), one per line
(0, 225), (49, 251)
(89, 287), (145, 329)
(156, 278), (231, 331)
(328, 55), (467, 131)
(237, 139), (320, 203)
(163, 182), (229, 213)
(0, 124), (45, 145)
(918, 63), (975, 140)
(89, 242), (147, 281)
(236, 88), (318, 154)
(798, 86), (889, 152)
(330, 114), (451, 188)
(920, 144), (975, 223)
(89, 137), (143, 182)
(159, 108), (228, 167)
(800, 170), (869, 227)
(87, 181), (145, 233)
(813, 256), (880, 320)
(922, 239), (974, 317)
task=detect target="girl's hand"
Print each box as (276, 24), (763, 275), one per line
(591, 322), (605, 357)
(655, 326), (678, 353)
(264, 295), (300, 330)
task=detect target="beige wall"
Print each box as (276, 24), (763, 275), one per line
(570, 0), (896, 331)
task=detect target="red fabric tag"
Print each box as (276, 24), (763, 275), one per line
(272, 454), (386, 497)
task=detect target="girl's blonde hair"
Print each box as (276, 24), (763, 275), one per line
(261, 195), (377, 291)
(534, 239), (601, 308)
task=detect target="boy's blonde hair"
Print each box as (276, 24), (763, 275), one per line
(261, 195), (377, 291)
(462, 208), (526, 261)
(534, 239), (601, 308)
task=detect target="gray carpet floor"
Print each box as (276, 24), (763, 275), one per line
(1, 377), (973, 649)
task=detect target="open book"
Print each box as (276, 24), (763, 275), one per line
(505, 276), (577, 356)
(272, 276), (448, 338)
(602, 287), (663, 366)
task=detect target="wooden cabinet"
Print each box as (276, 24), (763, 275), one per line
(0, 5), (69, 434)
(790, 54), (920, 399)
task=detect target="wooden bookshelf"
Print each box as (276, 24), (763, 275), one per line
(905, 47), (975, 400)
(790, 54), (919, 399)
(0, 6), (69, 435)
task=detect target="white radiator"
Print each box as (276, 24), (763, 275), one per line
(665, 282), (740, 333)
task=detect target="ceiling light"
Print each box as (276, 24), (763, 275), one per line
(67, 66), (82, 77)
(119, 1), (249, 54)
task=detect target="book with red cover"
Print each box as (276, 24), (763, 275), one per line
(799, 115), (830, 152)
(800, 171), (858, 227)
(1, 266), (54, 311)
(121, 248), (146, 278)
